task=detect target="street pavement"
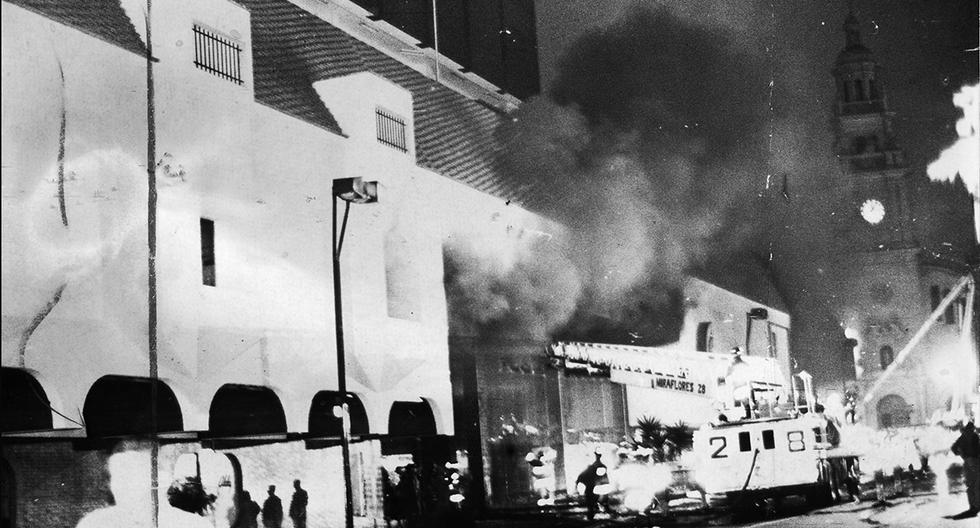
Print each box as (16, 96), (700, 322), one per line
(735, 492), (976, 528)
(476, 491), (977, 528)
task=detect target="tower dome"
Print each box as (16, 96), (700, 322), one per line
(835, 12), (874, 66)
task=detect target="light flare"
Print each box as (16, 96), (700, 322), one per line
(927, 83), (979, 243)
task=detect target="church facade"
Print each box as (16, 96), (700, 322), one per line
(827, 14), (977, 429)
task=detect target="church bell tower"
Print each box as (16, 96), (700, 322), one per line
(832, 12), (916, 252)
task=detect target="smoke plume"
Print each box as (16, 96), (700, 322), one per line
(494, 7), (775, 345)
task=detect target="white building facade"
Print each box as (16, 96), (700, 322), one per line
(0, 0), (545, 526)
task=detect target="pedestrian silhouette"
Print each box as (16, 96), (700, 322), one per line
(394, 465), (418, 526)
(948, 422), (980, 519)
(237, 490), (260, 528)
(381, 468), (400, 528)
(576, 452), (609, 520)
(76, 442), (212, 528)
(288, 479), (308, 528)
(262, 485), (283, 528)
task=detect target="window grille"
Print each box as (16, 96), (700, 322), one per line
(193, 24), (244, 85)
(375, 107), (408, 152)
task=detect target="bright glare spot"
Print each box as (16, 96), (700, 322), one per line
(927, 83), (979, 241)
(449, 493), (464, 503)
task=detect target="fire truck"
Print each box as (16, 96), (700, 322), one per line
(691, 411), (859, 509)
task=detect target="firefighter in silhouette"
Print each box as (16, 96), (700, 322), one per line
(576, 452), (609, 520)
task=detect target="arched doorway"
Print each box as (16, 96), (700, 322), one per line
(82, 375), (183, 437)
(877, 394), (911, 428)
(208, 384), (286, 436)
(307, 391), (369, 449)
(1, 368), (53, 433)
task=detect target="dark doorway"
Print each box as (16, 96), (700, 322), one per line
(1, 368), (53, 433)
(1, 457), (14, 528)
(82, 375), (183, 437)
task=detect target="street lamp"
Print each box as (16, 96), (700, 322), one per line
(331, 177), (378, 528)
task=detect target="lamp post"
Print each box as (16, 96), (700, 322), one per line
(331, 177), (378, 528)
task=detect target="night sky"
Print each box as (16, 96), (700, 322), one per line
(535, 0), (978, 172)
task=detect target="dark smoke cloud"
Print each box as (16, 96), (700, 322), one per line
(443, 5), (854, 363)
(495, 7), (776, 345)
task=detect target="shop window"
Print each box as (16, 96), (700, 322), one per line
(200, 218), (215, 286)
(879, 345), (894, 370)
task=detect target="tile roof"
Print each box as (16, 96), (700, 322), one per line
(8, 0), (527, 202)
(5, 0), (147, 58)
(241, 0), (526, 201)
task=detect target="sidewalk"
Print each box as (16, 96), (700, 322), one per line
(824, 491), (976, 527)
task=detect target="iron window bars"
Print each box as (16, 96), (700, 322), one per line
(193, 24), (244, 85)
(375, 107), (408, 153)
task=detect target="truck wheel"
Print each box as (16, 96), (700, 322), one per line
(805, 483), (833, 508)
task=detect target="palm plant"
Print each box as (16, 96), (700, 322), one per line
(632, 416), (693, 463)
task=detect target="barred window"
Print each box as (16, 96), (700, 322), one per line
(193, 24), (244, 85)
(375, 107), (408, 152)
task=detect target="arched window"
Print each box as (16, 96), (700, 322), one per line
(209, 384), (286, 436)
(308, 391), (370, 442)
(1, 368), (53, 432)
(83, 375), (183, 437)
(383, 399), (437, 455)
(879, 345), (894, 370)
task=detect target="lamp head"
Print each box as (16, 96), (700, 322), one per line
(333, 177), (378, 204)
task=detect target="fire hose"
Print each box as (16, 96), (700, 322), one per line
(741, 448), (761, 492)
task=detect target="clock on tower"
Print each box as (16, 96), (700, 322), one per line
(860, 199), (885, 225)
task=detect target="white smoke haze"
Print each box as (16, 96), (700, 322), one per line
(838, 423), (959, 478)
(443, 231), (583, 341)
